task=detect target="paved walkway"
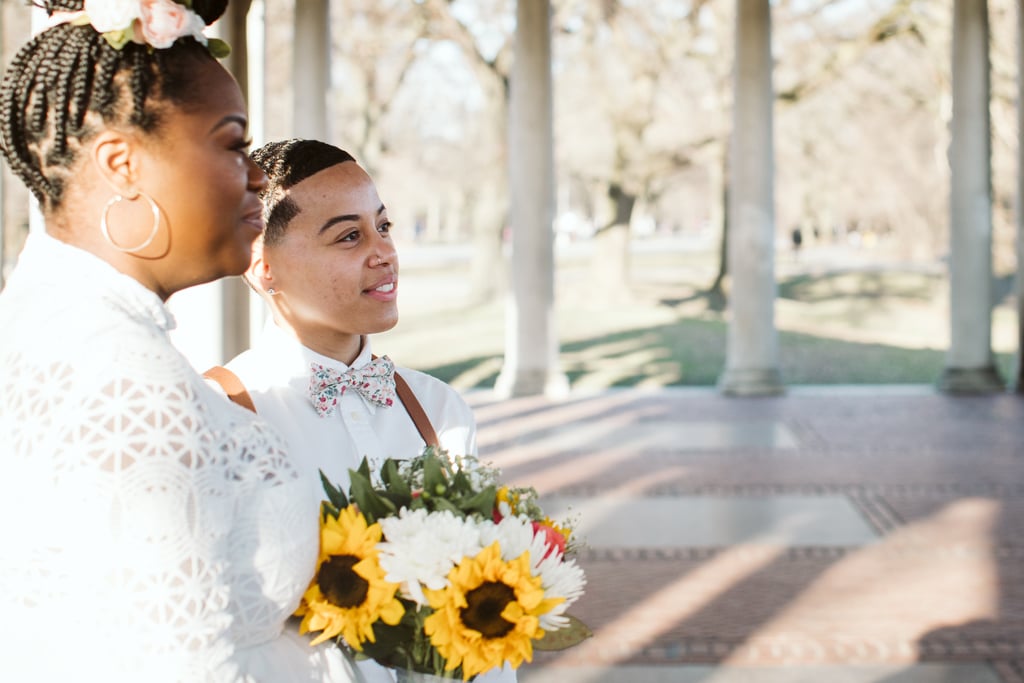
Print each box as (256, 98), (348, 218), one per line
(466, 387), (1024, 682)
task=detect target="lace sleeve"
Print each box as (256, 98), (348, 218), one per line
(0, 348), (296, 682)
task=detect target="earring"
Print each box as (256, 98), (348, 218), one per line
(100, 192), (161, 254)
(267, 288), (277, 295)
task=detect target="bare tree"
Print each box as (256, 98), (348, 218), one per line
(415, 0), (515, 306)
(557, 0), (724, 299)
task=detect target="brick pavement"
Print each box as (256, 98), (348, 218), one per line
(467, 388), (1024, 681)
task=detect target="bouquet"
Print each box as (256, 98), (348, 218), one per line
(295, 448), (589, 681)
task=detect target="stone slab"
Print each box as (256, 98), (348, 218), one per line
(518, 420), (800, 452)
(542, 495), (879, 547)
(518, 663), (1003, 683)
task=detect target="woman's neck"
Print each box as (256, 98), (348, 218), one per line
(275, 317), (363, 365)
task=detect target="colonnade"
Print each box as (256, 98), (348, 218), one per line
(8, 0), (1017, 394)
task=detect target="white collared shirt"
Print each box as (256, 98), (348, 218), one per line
(224, 323), (515, 683)
(224, 322), (477, 489)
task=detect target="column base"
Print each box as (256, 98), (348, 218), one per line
(494, 366), (570, 399)
(937, 365), (1004, 394)
(717, 367), (785, 397)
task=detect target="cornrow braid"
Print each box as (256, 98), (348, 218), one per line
(0, 1), (227, 210)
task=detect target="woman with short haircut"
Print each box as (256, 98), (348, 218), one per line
(208, 139), (514, 681)
(0, 3), (362, 681)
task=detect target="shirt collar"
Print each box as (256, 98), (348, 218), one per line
(17, 232), (175, 331)
(256, 322), (379, 412)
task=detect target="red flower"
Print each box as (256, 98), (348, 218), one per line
(532, 521), (566, 559)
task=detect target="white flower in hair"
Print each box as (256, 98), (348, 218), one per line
(83, 0), (140, 33)
(139, 0), (203, 49)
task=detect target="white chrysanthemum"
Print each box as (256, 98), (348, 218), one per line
(480, 515), (586, 631)
(84, 0), (140, 32)
(535, 554), (586, 631)
(480, 514), (533, 562)
(377, 508), (483, 605)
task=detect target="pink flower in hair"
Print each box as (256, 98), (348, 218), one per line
(139, 0), (202, 49)
(83, 0), (141, 33)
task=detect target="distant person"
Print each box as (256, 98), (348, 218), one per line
(205, 139), (515, 683)
(791, 226), (804, 260)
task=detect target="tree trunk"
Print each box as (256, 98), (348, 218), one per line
(707, 147), (729, 310)
(466, 75), (510, 307)
(466, 175), (508, 306)
(588, 183), (636, 301)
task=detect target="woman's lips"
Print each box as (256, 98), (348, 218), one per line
(242, 207), (265, 232)
(363, 278), (398, 300)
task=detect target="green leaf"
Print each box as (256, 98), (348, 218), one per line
(461, 485), (497, 518)
(206, 38), (231, 59)
(422, 455), (448, 498)
(102, 28), (134, 50)
(381, 459), (411, 499)
(320, 469), (349, 510)
(349, 469), (396, 524)
(356, 456), (372, 481)
(532, 615), (593, 651)
(358, 619), (415, 661)
(451, 468), (473, 495)
(381, 491), (414, 513)
(430, 496), (462, 516)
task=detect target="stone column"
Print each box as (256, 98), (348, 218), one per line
(717, 0), (783, 396)
(219, 1), (254, 360)
(1016, 0), (1024, 392)
(939, 0), (1004, 393)
(494, 0), (568, 398)
(292, 0), (330, 140)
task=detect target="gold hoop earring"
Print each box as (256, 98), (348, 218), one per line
(100, 192), (161, 254)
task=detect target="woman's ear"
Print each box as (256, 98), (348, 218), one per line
(248, 240), (277, 296)
(91, 130), (140, 197)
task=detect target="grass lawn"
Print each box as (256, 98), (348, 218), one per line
(374, 239), (1018, 390)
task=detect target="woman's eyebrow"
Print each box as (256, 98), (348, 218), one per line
(318, 206), (387, 234)
(318, 214), (360, 234)
(209, 114), (248, 134)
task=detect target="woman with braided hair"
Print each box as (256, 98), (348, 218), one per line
(0, 2), (364, 681)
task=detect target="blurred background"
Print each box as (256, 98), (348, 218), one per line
(1, 0), (1019, 388)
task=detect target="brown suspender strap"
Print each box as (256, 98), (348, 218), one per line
(393, 372), (440, 448)
(204, 362), (440, 448)
(203, 366), (257, 414)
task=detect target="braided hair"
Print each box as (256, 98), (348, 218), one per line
(0, 0), (230, 210)
(250, 139), (356, 246)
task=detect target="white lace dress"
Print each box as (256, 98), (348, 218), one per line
(0, 233), (362, 682)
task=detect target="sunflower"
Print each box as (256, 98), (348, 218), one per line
(296, 505), (405, 648)
(423, 542), (563, 679)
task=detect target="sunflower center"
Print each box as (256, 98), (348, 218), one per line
(318, 555), (369, 608)
(461, 581), (516, 639)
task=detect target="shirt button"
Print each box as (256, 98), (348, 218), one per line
(349, 411), (362, 422)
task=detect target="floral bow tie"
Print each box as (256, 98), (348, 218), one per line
(309, 356), (397, 417)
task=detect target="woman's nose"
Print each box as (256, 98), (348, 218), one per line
(248, 159), (268, 192)
(372, 240), (398, 267)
